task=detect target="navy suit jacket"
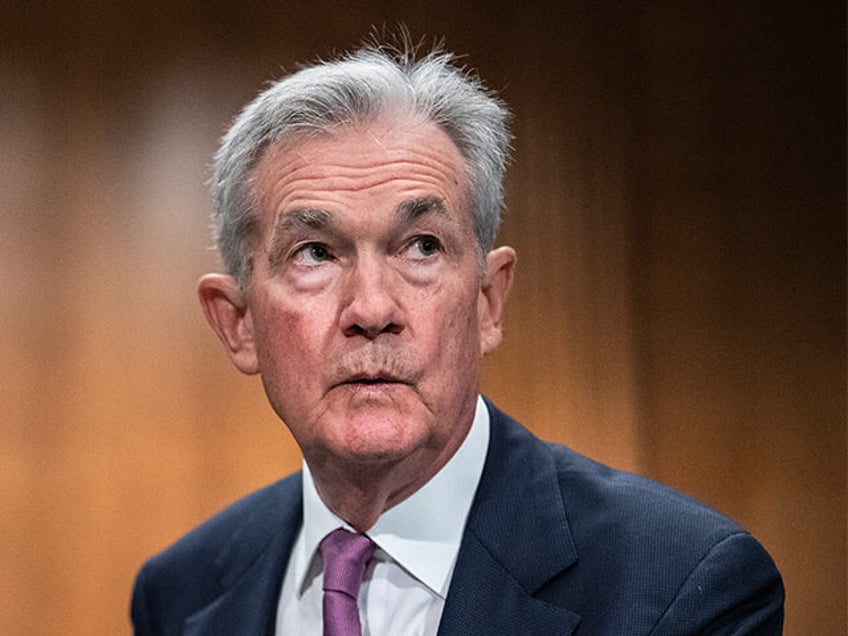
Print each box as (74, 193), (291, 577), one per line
(132, 400), (784, 634)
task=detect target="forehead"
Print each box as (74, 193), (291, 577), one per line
(250, 117), (470, 223)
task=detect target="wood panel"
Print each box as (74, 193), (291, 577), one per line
(1, 2), (843, 633)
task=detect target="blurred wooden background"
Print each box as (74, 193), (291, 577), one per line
(1, 1), (844, 634)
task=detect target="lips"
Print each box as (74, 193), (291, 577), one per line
(338, 372), (406, 387)
(329, 349), (423, 390)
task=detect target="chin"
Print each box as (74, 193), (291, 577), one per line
(332, 411), (429, 463)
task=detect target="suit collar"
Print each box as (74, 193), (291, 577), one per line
(177, 401), (581, 635)
(438, 400), (581, 635)
(184, 475), (303, 636)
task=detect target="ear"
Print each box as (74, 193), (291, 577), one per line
(478, 246), (517, 355)
(197, 273), (260, 375)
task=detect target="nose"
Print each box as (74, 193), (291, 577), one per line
(340, 255), (404, 339)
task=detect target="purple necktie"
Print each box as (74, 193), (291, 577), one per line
(320, 529), (376, 636)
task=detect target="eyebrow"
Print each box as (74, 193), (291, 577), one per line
(396, 196), (446, 222)
(275, 208), (334, 233)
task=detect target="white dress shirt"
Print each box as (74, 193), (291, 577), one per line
(275, 396), (490, 635)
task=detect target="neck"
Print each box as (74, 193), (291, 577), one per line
(305, 429), (469, 531)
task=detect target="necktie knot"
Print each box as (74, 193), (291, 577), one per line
(320, 529), (375, 635)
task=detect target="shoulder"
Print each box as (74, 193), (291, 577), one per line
(487, 400), (750, 547)
(131, 473), (302, 634)
(546, 448), (785, 632)
(546, 438), (742, 549)
(141, 473), (301, 578)
(484, 401), (784, 632)
(489, 403), (746, 560)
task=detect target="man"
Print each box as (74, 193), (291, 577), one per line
(131, 38), (784, 635)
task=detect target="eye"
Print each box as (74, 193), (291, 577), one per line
(292, 242), (334, 265)
(408, 235), (442, 259)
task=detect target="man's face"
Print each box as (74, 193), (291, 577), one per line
(201, 116), (513, 474)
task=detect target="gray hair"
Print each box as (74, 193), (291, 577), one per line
(211, 38), (511, 286)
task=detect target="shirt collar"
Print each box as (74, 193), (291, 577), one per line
(296, 396), (490, 599)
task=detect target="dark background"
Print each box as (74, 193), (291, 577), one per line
(1, 1), (844, 633)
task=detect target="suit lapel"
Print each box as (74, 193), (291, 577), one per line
(184, 475), (303, 636)
(438, 402), (582, 635)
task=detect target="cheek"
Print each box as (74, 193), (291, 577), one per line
(252, 302), (329, 427)
(428, 289), (482, 369)
(253, 300), (319, 379)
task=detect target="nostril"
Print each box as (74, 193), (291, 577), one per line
(343, 321), (403, 339)
(383, 322), (403, 335)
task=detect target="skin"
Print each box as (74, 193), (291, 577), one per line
(198, 115), (515, 531)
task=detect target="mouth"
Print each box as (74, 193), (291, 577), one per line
(329, 351), (423, 393)
(339, 373), (407, 387)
